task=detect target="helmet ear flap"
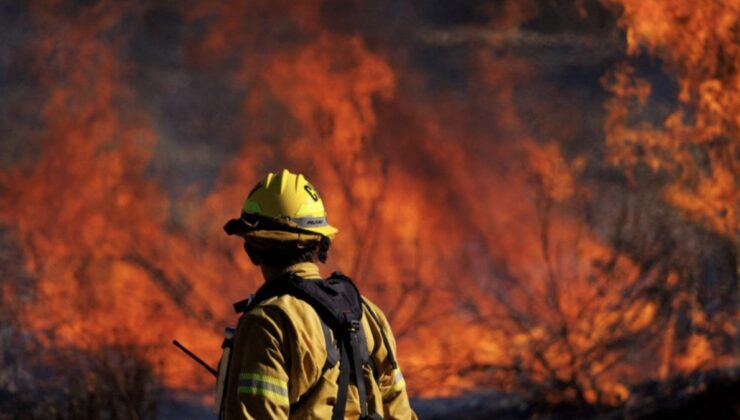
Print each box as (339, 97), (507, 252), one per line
(318, 236), (331, 263)
(243, 242), (261, 266)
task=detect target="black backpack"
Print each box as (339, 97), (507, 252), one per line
(230, 272), (396, 420)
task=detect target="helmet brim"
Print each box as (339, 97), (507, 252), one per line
(302, 224), (338, 239)
(242, 229), (322, 248)
(241, 224), (337, 243)
(225, 213), (338, 241)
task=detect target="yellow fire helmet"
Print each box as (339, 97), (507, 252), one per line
(224, 169), (338, 249)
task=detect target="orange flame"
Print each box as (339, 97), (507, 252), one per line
(0, 0), (736, 407)
(603, 0), (740, 237)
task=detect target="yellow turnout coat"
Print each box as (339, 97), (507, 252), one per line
(224, 262), (417, 419)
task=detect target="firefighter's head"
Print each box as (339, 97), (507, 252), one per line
(223, 169), (337, 267)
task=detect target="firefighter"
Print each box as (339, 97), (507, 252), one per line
(221, 169), (416, 419)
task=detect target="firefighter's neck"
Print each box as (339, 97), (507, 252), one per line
(261, 261), (322, 282)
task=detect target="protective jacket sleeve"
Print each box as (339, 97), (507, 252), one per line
(224, 305), (291, 420)
(365, 301), (418, 420)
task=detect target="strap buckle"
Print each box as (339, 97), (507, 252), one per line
(348, 320), (361, 332)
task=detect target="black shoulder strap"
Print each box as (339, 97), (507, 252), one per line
(236, 272), (378, 419)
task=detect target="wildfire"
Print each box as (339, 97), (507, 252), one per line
(603, 0), (740, 237)
(0, 0), (736, 412)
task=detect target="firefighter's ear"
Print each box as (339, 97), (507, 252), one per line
(318, 236), (330, 263)
(243, 242), (261, 266)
